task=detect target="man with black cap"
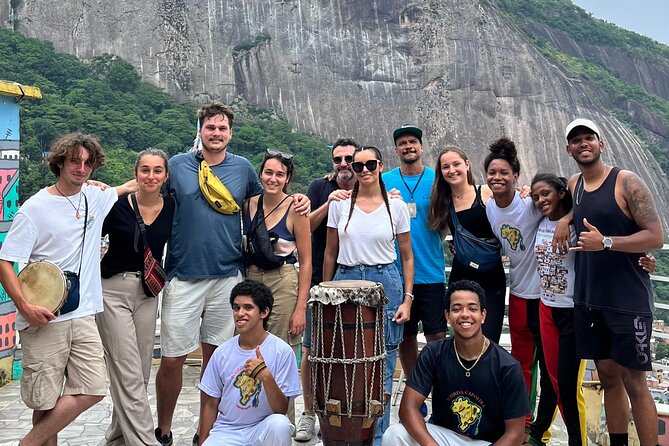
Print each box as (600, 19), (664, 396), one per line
(383, 125), (446, 392)
(563, 118), (663, 446)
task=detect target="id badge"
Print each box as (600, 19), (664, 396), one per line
(407, 201), (417, 219)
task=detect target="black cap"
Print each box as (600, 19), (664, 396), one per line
(393, 124), (423, 144)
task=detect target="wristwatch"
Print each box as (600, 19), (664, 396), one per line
(602, 236), (613, 251)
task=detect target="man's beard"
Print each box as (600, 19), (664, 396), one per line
(574, 150), (601, 168)
(337, 169), (354, 181)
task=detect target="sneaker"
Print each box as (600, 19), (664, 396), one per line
(155, 427), (173, 446)
(294, 412), (317, 442)
(192, 433), (199, 446)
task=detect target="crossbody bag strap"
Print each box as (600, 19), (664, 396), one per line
(78, 193), (88, 277)
(248, 194), (292, 238)
(130, 193), (150, 250)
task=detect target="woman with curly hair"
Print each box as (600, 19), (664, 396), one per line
(484, 137), (557, 446)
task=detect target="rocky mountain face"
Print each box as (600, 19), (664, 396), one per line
(3, 0), (669, 223)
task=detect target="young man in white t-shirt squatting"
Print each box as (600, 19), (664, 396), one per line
(198, 279), (301, 445)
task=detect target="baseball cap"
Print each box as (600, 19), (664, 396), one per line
(565, 118), (600, 141)
(393, 124), (423, 144)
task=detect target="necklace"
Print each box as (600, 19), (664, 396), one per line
(54, 184), (82, 219)
(453, 337), (488, 378)
(575, 166), (608, 206)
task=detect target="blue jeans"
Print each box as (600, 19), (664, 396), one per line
(333, 263), (404, 445)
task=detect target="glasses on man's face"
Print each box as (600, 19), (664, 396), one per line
(266, 149), (294, 160)
(333, 155), (354, 165)
(351, 160), (379, 173)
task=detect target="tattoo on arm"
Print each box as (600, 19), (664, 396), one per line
(622, 173), (660, 225)
(398, 237), (410, 246)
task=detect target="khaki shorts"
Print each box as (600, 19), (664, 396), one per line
(160, 273), (243, 357)
(246, 264), (301, 348)
(19, 315), (107, 410)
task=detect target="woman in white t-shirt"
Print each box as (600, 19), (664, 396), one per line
(323, 146), (413, 445)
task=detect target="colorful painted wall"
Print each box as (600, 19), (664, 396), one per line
(0, 81), (41, 381)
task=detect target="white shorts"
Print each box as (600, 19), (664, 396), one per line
(382, 423), (491, 446)
(160, 273), (243, 357)
(202, 413), (294, 446)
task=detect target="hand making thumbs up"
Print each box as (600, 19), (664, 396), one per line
(245, 346), (268, 380)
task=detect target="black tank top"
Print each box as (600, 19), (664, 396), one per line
(573, 167), (653, 314)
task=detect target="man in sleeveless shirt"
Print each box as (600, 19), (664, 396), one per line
(383, 125), (446, 389)
(564, 118), (663, 446)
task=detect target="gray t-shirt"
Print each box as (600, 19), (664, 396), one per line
(165, 151), (262, 279)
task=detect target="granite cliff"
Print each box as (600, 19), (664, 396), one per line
(3, 0), (669, 221)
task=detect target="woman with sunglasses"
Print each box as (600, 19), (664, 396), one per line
(323, 146), (413, 445)
(427, 146), (506, 344)
(243, 150), (312, 357)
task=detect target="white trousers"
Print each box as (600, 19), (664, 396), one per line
(202, 413), (294, 446)
(97, 273), (158, 446)
(382, 423), (491, 446)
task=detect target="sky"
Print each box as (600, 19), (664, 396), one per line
(572, 0), (669, 45)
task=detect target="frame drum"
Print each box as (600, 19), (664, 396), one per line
(18, 261), (68, 314)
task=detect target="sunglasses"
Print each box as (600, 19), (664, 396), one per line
(266, 149), (293, 160)
(351, 160), (379, 173)
(333, 155), (354, 164)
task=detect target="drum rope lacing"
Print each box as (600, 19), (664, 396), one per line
(310, 302), (386, 418)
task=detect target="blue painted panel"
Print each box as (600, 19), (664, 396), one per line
(0, 99), (20, 142)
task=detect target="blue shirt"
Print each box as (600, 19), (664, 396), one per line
(165, 151), (262, 279)
(383, 167), (445, 284)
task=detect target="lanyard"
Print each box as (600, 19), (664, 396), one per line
(399, 168), (426, 202)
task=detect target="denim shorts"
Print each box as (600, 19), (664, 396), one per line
(333, 263), (404, 350)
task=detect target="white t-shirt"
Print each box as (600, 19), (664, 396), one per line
(485, 192), (542, 299)
(534, 218), (576, 308)
(327, 197), (410, 266)
(199, 333), (301, 432)
(0, 185), (118, 330)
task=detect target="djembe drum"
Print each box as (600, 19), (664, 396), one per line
(18, 261), (69, 314)
(309, 280), (387, 446)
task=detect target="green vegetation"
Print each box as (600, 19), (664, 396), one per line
(493, 0), (669, 176)
(0, 29), (330, 199)
(495, 0), (669, 60)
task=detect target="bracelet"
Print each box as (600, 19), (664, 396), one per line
(403, 292), (414, 301)
(250, 361), (267, 380)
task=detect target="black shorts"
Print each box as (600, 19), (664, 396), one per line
(574, 305), (653, 371)
(403, 283), (447, 338)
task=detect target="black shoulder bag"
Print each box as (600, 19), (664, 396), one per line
(242, 194), (292, 271)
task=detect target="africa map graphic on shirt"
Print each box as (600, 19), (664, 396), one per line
(451, 395), (482, 435)
(234, 371), (262, 408)
(500, 224), (524, 251)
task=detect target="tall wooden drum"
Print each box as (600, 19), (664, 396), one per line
(309, 280), (387, 446)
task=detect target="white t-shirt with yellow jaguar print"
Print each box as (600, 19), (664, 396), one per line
(486, 191), (543, 299)
(199, 332), (300, 431)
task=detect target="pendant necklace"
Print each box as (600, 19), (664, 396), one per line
(54, 184), (82, 219)
(454, 337), (488, 378)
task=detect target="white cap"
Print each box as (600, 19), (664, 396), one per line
(565, 118), (600, 141)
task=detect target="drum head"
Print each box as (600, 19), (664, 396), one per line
(18, 261), (67, 313)
(310, 279), (387, 307)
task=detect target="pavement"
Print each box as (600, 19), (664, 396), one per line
(0, 361), (576, 446)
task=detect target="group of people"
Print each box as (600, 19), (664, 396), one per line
(0, 101), (663, 446)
